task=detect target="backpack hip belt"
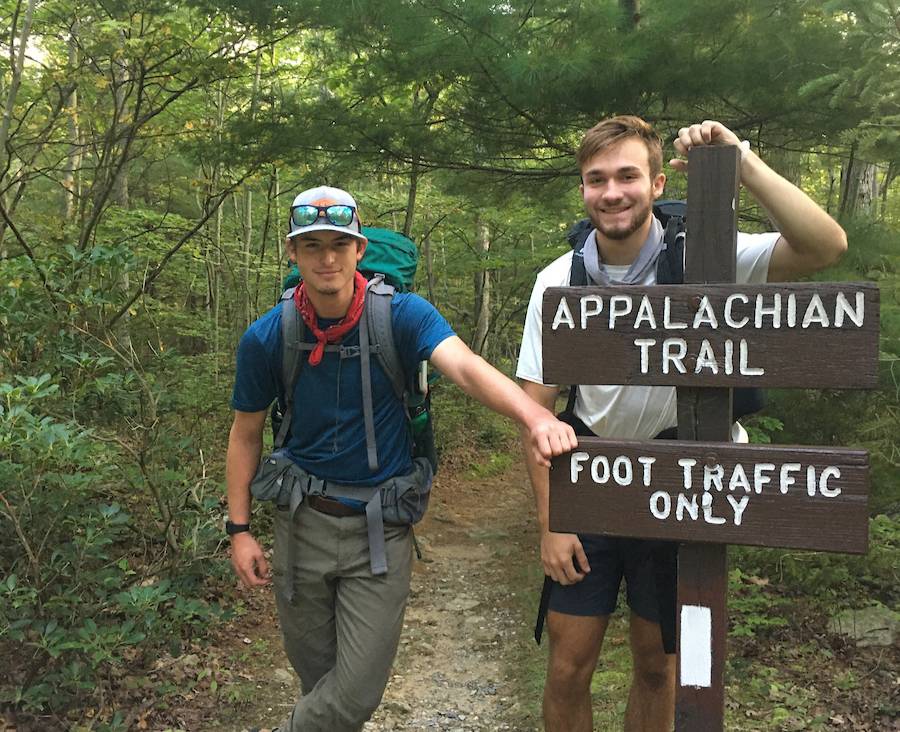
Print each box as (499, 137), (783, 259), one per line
(250, 450), (433, 593)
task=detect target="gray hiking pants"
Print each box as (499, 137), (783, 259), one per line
(273, 501), (412, 732)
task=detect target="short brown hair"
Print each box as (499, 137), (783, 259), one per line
(576, 115), (663, 178)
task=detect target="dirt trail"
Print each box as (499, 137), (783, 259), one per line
(220, 461), (544, 732)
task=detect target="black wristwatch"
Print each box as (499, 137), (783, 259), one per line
(225, 520), (251, 536)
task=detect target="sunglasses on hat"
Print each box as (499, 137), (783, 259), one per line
(290, 204), (356, 228)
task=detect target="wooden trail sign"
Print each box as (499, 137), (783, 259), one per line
(542, 145), (877, 730)
(543, 282), (880, 388)
(550, 438), (869, 553)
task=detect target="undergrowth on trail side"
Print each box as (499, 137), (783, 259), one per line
(430, 378), (522, 479)
(0, 371), (236, 724)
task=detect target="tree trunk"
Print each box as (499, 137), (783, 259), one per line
(112, 29), (130, 209)
(62, 29), (82, 222)
(619, 0), (640, 29)
(214, 199), (222, 384)
(242, 189), (253, 325)
(77, 34), (146, 254)
(402, 160), (420, 238)
(826, 164), (838, 216)
(401, 85), (439, 239)
(272, 166), (282, 305)
(878, 162), (895, 221)
(110, 30), (134, 352)
(472, 215), (491, 356)
(441, 232), (449, 301)
(0, 0), (37, 173)
(839, 142), (879, 219)
(389, 171), (398, 230)
(424, 230), (435, 303)
(242, 48), (263, 327)
(205, 83), (226, 313)
(0, 0), (38, 258)
(254, 165), (278, 313)
(768, 146), (802, 187)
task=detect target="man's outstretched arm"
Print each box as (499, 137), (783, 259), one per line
(428, 335), (577, 467)
(671, 120), (848, 281)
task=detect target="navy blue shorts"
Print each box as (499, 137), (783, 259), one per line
(547, 535), (677, 627)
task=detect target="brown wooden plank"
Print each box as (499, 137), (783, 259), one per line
(676, 543), (727, 730)
(548, 438), (870, 554)
(677, 387), (732, 442)
(542, 282), (880, 388)
(684, 145), (740, 284)
(676, 145), (739, 731)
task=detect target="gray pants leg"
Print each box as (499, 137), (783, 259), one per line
(273, 503), (412, 732)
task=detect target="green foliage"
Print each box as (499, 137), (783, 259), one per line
(743, 414), (784, 445)
(762, 221), (900, 515)
(728, 568), (790, 639)
(431, 380), (520, 470)
(733, 513), (899, 609)
(0, 375), (232, 714)
(0, 0), (898, 725)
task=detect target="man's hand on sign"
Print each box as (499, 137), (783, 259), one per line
(541, 530), (591, 585)
(231, 533), (271, 588)
(525, 414), (578, 468)
(669, 120), (745, 173)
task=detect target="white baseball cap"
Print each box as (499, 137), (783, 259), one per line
(287, 185), (365, 240)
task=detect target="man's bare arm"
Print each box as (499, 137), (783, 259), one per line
(429, 336), (577, 467)
(225, 409), (270, 587)
(671, 120), (847, 281)
(519, 379), (590, 586)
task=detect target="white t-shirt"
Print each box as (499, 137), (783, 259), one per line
(516, 232), (780, 441)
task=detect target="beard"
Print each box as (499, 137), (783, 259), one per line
(591, 197), (653, 241)
(311, 283), (342, 296)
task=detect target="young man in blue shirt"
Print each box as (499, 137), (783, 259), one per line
(226, 185), (577, 732)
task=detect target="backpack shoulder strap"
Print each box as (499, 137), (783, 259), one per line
(563, 219), (595, 412)
(365, 274), (406, 401)
(655, 213), (686, 285)
(277, 287), (303, 449)
(567, 218), (593, 287)
(358, 288), (379, 472)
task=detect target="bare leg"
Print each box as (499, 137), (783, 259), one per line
(543, 611), (608, 732)
(624, 612), (676, 732)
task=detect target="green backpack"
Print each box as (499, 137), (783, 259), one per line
(274, 227), (438, 474)
(282, 226), (419, 291)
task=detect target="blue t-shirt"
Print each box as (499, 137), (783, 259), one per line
(231, 293), (455, 486)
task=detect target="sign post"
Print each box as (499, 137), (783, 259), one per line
(541, 146), (879, 730)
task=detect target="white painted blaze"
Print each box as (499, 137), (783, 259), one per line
(680, 605), (712, 688)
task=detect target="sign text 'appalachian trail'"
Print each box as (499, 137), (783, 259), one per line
(542, 282), (879, 388)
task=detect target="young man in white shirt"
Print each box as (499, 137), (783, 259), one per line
(516, 116), (847, 731)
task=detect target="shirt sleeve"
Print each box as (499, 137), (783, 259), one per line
(231, 327), (279, 412)
(516, 278), (550, 385)
(391, 293), (456, 369)
(736, 232), (779, 284)
(516, 251), (572, 386)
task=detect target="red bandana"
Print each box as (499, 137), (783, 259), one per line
(294, 271), (367, 366)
